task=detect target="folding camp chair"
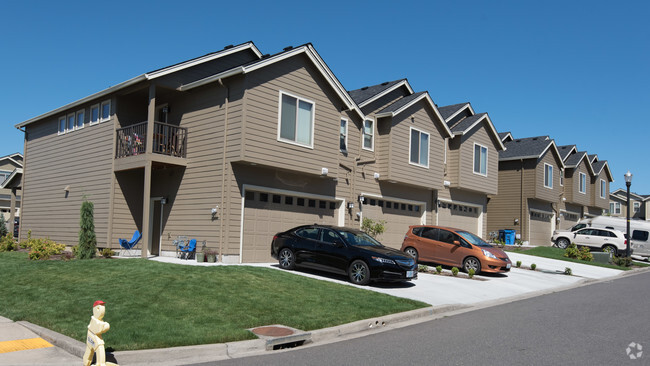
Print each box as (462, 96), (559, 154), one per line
(180, 239), (197, 260)
(118, 230), (142, 257)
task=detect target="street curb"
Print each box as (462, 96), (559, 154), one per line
(18, 320), (86, 358)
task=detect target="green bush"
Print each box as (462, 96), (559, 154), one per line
(516, 260), (522, 268)
(19, 230), (32, 249)
(451, 267), (459, 276)
(0, 215), (7, 237)
(564, 267), (572, 275)
(435, 265), (442, 274)
(77, 199), (97, 259)
(0, 233), (16, 252)
(530, 263), (537, 271)
(101, 248), (115, 258)
(564, 243), (580, 259)
(361, 218), (386, 239)
(578, 246), (593, 262)
(28, 238), (65, 260)
(468, 268), (475, 278)
(613, 256), (632, 267)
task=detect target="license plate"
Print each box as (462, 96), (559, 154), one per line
(406, 270), (415, 278)
(506, 263), (511, 269)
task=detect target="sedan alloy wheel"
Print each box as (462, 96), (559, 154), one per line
(348, 260), (370, 285)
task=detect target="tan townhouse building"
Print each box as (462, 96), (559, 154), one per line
(609, 189), (648, 221)
(0, 153), (23, 234)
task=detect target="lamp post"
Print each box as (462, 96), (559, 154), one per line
(624, 170), (633, 258)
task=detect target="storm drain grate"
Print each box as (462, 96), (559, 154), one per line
(249, 325), (311, 351)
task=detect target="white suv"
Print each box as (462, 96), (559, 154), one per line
(552, 227), (631, 256)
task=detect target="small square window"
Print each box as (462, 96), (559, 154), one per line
(329, 202), (336, 210)
(285, 196), (293, 205)
(369, 199), (376, 206)
(319, 200), (326, 209)
(76, 109), (85, 129)
(67, 113), (75, 131)
(401, 203), (406, 210)
(260, 193), (268, 202)
(245, 191), (254, 200)
(408, 204), (413, 211)
(297, 198), (305, 206)
(378, 200), (384, 207)
(308, 199), (316, 208)
(386, 202), (392, 209)
(272, 195), (281, 204)
(90, 104), (100, 125)
(100, 100), (111, 122)
(58, 116), (66, 134)
(414, 206), (420, 212)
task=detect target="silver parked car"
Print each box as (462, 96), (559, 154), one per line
(552, 227), (631, 256)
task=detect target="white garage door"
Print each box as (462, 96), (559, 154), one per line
(437, 201), (481, 235)
(243, 190), (339, 262)
(362, 197), (424, 249)
(529, 210), (553, 246)
(560, 211), (580, 231)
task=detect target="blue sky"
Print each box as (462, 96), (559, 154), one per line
(1, 0), (648, 193)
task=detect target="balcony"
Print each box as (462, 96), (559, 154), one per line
(116, 121), (187, 159)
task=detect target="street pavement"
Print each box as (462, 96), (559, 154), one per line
(1, 252), (642, 366)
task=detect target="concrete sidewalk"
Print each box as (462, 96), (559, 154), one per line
(7, 253), (644, 366)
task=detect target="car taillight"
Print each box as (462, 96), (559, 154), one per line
(624, 239), (627, 245)
(273, 235), (278, 242)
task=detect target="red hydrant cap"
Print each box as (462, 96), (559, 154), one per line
(93, 300), (106, 307)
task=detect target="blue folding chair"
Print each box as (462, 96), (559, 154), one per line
(180, 239), (197, 260)
(119, 230), (142, 257)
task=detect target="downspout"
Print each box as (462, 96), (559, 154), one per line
(16, 126), (27, 240)
(218, 78), (228, 262)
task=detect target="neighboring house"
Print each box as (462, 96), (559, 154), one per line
(347, 79), (452, 246)
(0, 153), (23, 232)
(609, 189), (647, 220)
(436, 102), (506, 237)
(486, 135), (565, 245)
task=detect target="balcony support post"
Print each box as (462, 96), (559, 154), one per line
(146, 84), (156, 155)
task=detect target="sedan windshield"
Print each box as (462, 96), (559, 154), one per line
(337, 230), (383, 247)
(457, 231), (492, 247)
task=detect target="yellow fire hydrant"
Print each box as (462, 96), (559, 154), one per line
(82, 300), (118, 366)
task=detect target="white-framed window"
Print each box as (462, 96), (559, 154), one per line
(58, 116), (66, 135)
(277, 91), (315, 148)
(544, 163), (553, 188)
(600, 179), (606, 199)
(579, 172), (586, 193)
(612, 202), (621, 214)
(362, 118), (374, 151)
(560, 168), (564, 186)
(340, 118), (348, 152)
(89, 104), (100, 125)
(473, 143), (488, 176)
(67, 113), (75, 132)
(100, 100), (111, 122)
(634, 202), (640, 213)
(0, 170), (12, 184)
(76, 109), (85, 129)
(409, 127), (429, 168)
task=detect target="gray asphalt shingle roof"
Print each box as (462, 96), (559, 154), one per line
(588, 154), (598, 162)
(499, 136), (553, 160)
(348, 79), (406, 104)
(448, 113), (487, 133)
(438, 103), (469, 120)
(565, 151), (587, 167)
(377, 92), (427, 115)
(498, 132), (511, 139)
(592, 160), (607, 174)
(557, 145), (576, 161)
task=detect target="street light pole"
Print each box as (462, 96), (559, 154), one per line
(624, 170), (633, 258)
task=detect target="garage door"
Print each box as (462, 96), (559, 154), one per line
(362, 198), (424, 249)
(437, 201), (481, 235)
(560, 211), (580, 231)
(529, 210), (553, 246)
(243, 190), (339, 263)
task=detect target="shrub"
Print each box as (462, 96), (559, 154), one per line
(530, 263), (537, 271)
(100, 248), (114, 258)
(578, 246), (593, 262)
(28, 238), (65, 260)
(564, 267), (572, 275)
(613, 256), (632, 267)
(361, 218), (386, 239)
(516, 260), (522, 268)
(0, 215), (7, 237)
(61, 252), (75, 261)
(468, 268), (475, 278)
(435, 265), (442, 274)
(564, 243), (580, 259)
(77, 199), (97, 259)
(451, 267), (459, 276)
(19, 230), (32, 249)
(0, 233), (16, 252)
(417, 264), (428, 272)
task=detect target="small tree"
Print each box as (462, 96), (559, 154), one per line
(0, 214), (7, 238)
(361, 217), (386, 239)
(77, 199), (97, 259)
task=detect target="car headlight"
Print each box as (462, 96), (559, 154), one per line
(482, 249), (497, 259)
(372, 256), (396, 265)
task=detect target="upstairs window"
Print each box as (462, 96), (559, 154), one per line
(410, 128), (429, 167)
(340, 118), (348, 152)
(473, 143), (488, 176)
(633, 202), (640, 213)
(58, 116), (66, 135)
(579, 172), (586, 193)
(600, 179), (606, 199)
(90, 104), (100, 125)
(76, 109), (85, 129)
(544, 163), (553, 188)
(67, 113), (75, 132)
(100, 100), (111, 122)
(278, 92), (314, 147)
(362, 119), (374, 151)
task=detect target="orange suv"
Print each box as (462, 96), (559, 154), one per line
(401, 225), (511, 274)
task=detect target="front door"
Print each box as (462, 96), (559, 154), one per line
(149, 198), (163, 256)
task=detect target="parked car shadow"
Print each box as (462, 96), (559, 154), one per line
(271, 264), (416, 288)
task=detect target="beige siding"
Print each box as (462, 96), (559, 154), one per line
(486, 160), (529, 240)
(534, 149), (562, 202)
(590, 170), (609, 209)
(455, 124), (499, 195)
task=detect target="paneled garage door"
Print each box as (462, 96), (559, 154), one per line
(559, 211), (580, 231)
(362, 198), (424, 249)
(529, 210), (553, 246)
(243, 190), (339, 262)
(437, 201), (481, 235)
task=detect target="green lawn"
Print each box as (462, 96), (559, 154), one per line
(0, 252), (426, 350)
(505, 246), (650, 270)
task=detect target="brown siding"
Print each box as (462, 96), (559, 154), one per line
(486, 160), (525, 239)
(534, 149), (562, 202)
(590, 169), (609, 209)
(455, 123), (499, 195)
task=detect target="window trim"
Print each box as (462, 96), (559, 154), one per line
(633, 201), (640, 213)
(276, 90), (316, 149)
(67, 113), (75, 132)
(543, 163), (553, 189)
(340, 118), (348, 153)
(614, 202), (621, 214)
(559, 168), (564, 186)
(100, 100), (111, 123)
(409, 127), (430, 168)
(579, 172), (586, 194)
(473, 142), (488, 177)
(600, 179), (606, 199)
(76, 109), (85, 130)
(362, 118), (374, 151)
(58, 116), (66, 135)
(89, 104), (100, 125)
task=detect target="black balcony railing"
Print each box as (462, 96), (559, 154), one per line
(115, 121), (187, 159)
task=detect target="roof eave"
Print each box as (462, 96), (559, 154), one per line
(358, 79), (414, 108)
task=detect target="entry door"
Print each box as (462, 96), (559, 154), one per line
(149, 198), (163, 256)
